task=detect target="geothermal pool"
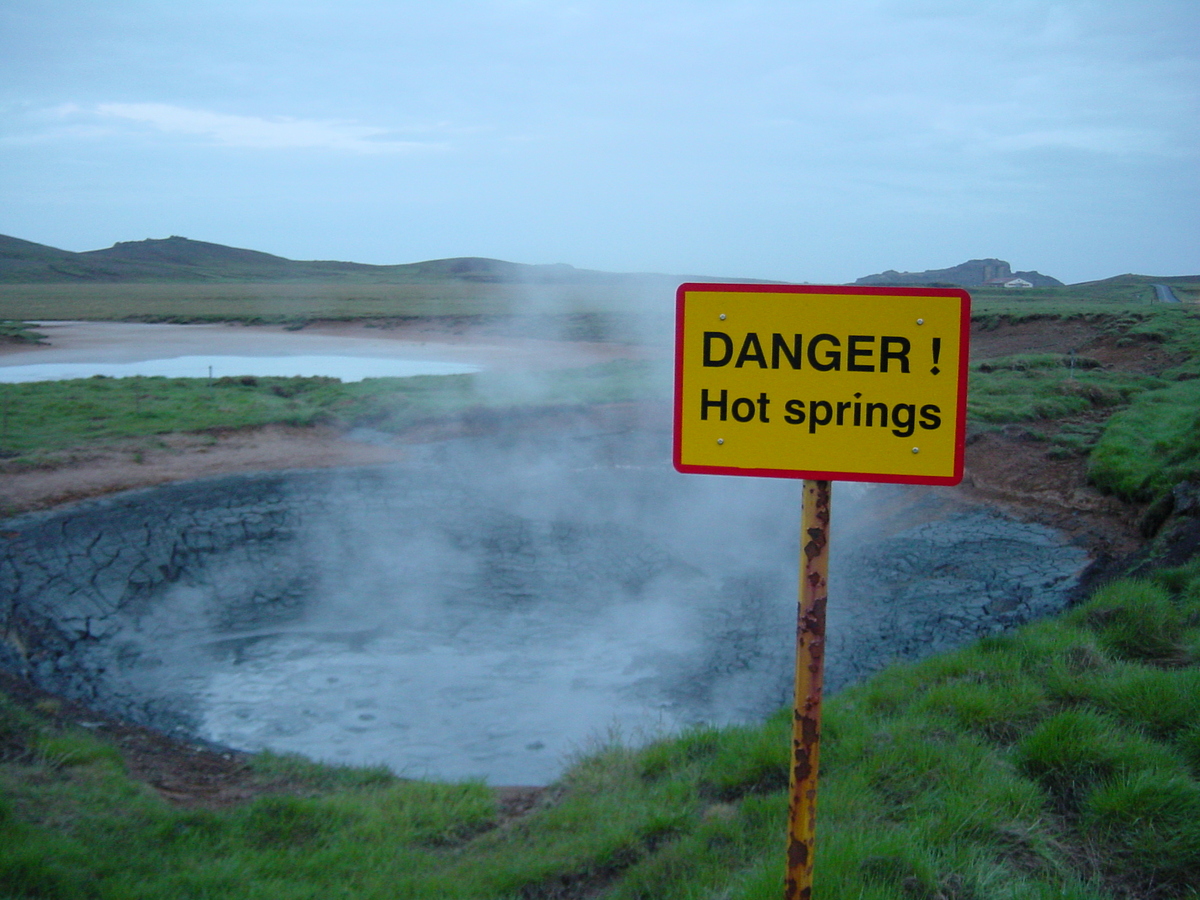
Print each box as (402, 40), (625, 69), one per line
(0, 355), (480, 383)
(1, 424), (1090, 784)
(0, 355), (477, 384)
(0, 321), (481, 382)
(0, 319), (638, 383)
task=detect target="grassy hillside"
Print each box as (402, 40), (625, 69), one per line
(1, 233), (1192, 324)
(1089, 380), (1200, 501)
(970, 281), (1200, 318)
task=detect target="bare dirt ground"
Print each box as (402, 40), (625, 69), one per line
(969, 317), (1180, 376)
(957, 429), (1141, 556)
(0, 426), (411, 514)
(0, 316), (1171, 807)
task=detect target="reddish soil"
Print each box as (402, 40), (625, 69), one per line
(0, 317), (1178, 808)
(957, 318), (1174, 557)
(0, 426), (411, 515)
(969, 317), (1180, 376)
(958, 427), (1142, 556)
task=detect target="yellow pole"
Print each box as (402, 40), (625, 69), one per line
(785, 479), (831, 900)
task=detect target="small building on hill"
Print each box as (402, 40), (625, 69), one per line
(986, 276), (1034, 289)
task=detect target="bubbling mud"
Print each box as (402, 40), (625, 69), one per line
(0, 424), (1089, 784)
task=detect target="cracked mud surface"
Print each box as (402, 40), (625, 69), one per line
(2, 422), (1090, 785)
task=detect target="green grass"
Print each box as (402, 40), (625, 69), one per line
(0, 281), (653, 323)
(0, 282), (517, 319)
(0, 360), (666, 464)
(3, 294), (1197, 481)
(970, 297), (1200, 380)
(963, 300), (1200, 506)
(0, 320), (46, 345)
(1, 277), (1195, 339)
(1088, 379), (1200, 502)
(969, 279), (1200, 319)
(968, 356), (1161, 425)
(3, 278), (1198, 477)
(5, 567), (1200, 898)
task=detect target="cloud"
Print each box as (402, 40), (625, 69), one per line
(988, 126), (1169, 156)
(85, 103), (442, 154)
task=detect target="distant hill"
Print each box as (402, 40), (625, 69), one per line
(10, 235), (1188, 290)
(0, 234), (686, 286)
(0, 234), (91, 281)
(1070, 272), (1200, 288)
(855, 258), (1063, 288)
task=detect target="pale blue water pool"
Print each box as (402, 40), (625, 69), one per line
(0, 354), (480, 383)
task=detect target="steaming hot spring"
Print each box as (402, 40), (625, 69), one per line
(1, 421), (1088, 784)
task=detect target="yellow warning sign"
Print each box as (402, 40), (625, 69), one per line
(673, 283), (971, 484)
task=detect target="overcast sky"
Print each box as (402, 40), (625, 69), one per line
(1, 0), (1196, 284)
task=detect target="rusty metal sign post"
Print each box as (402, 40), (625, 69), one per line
(673, 283), (970, 898)
(787, 478), (830, 899)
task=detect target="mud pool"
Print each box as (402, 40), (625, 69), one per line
(0, 425), (1090, 784)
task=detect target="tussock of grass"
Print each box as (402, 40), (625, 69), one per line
(1085, 666), (1200, 740)
(1016, 710), (1185, 805)
(696, 718), (791, 800)
(914, 674), (1048, 742)
(1082, 771), (1200, 890)
(1070, 580), (1193, 665)
(34, 733), (125, 771)
(975, 353), (1102, 373)
(248, 749), (396, 792)
(0, 694), (39, 759)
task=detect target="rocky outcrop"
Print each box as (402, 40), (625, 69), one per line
(856, 258), (1063, 288)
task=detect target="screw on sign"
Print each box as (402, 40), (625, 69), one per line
(673, 283), (971, 898)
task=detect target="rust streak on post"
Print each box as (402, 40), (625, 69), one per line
(785, 479), (830, 900)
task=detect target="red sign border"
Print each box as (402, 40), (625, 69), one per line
(673, 282), (972, 485)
